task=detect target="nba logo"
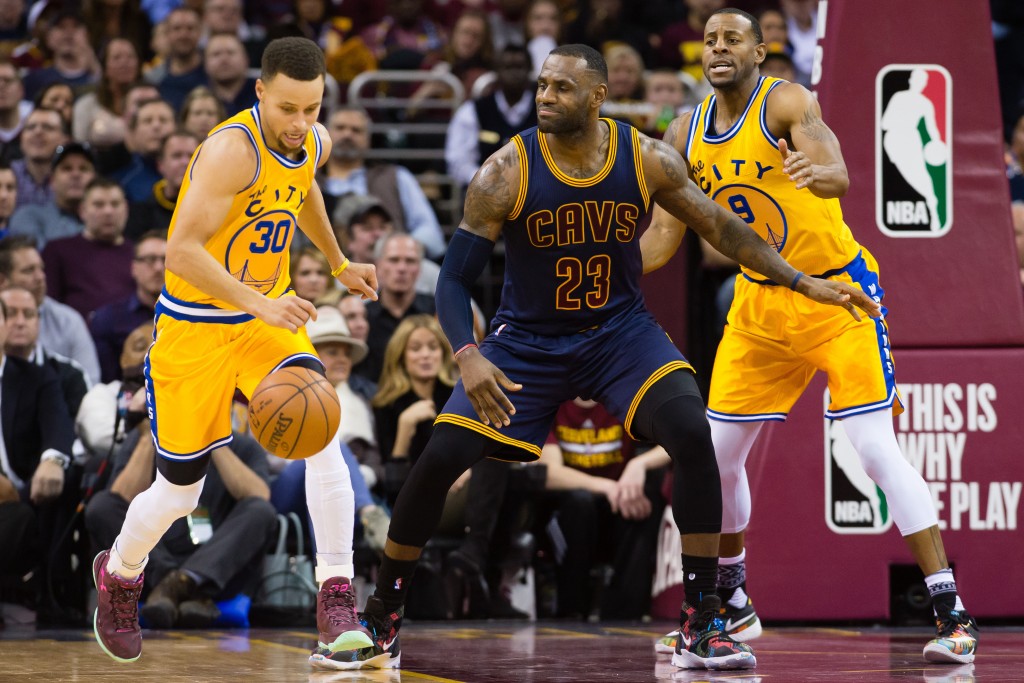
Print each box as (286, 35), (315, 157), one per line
(875, 64), (953, 237)
(823, 392), (893, 535)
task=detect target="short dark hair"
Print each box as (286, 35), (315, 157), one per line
(500, 43), (532, 70)
(711, 8), (764, 45)
(550, 44), (607, 83)
(159, 128), (200, 159)
(83, 176), (124, 200)
(261, 37), (326, 82)
(129, 97), (173, 130)
(0, 235), (38, 278)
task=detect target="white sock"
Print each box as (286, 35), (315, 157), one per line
(305, 436), (355, 585)
(108, 471), (205, 580)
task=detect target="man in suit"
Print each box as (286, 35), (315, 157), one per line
(0, 295), (77, 615)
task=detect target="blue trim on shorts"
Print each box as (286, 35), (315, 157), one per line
(156, 287), (256, 324)
(706, 408), (787, 423)
(826, 387), (902, 420)
(273, 352), (325, 373)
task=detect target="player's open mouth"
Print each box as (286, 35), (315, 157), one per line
(709, 62), (733, 74)
(285, 133), (304, 144)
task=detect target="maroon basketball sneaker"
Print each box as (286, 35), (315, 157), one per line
(317, 577), (374, 652)
(92, 550), (144, 663)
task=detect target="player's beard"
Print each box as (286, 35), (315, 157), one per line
(537, 106), (588, 135)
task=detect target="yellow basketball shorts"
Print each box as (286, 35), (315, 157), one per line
(707, 251), (903, 422)
(145, 292), (319, 459)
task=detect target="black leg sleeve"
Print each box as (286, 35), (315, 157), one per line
(630, 370), (722, 536)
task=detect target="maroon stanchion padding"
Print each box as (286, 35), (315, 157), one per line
(813, 0), (1024, 347)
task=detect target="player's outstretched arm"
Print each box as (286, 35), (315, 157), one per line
(166, 128), (315, 332)
(768, 82), (849, 198)
(437, 142), (523, 427)
(642, 135), (880, 320)
(300, 124), (377, 300)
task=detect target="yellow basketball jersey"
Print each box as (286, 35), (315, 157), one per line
(685, 76), (862, 280)
(163, 104), (323, 314)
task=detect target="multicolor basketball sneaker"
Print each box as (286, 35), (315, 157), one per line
(316, 577), (374, 652)
(923, 603), (979, 664)
(92, 550), (144, 663)
(310, 596), (403, 670)
(671, 595), (756, 670)
(656, 594), (761, 654)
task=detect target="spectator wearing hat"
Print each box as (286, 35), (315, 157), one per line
(332, 192), (440, 296)
(323, 106), (446, 260)
(9, 141), (96, 248)
(10, 107), (68, 210)
(21, 9), (99, 100)
(41, 177), (134, 319)
(89, 231), (166, 383)
(270, 306), (390, 554)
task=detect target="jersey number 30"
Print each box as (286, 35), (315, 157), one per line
(249, 219), (291, 254)
(555, 255), (611, 310)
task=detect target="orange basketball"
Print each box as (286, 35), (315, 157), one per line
(248, 366), (341, 459)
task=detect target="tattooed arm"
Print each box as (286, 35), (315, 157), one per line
(458, 141), (521, 240)
(767, 82), (849, 198)
(640, 114), (692, 273)
(641, 133), (880, 319)
(438, 142), (524, 427)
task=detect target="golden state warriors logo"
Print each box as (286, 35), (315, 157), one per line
(876, 64), (952, 237)
(712, 184), (788, 252)
(224, 209), (295, 293)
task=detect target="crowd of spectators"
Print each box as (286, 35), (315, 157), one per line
(3, 0), (1018, 630)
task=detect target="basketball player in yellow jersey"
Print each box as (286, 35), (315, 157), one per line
(92, 38), (380, 665)
(644, 8), (978, 666)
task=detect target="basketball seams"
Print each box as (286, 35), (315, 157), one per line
(248, 367), (341, 459)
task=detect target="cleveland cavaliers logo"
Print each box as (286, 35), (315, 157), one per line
(712, 184), (788, 252)
(876, 64), (952, 237)
(224, 209), (295, 293)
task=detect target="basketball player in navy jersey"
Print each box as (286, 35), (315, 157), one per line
(311, 44), (879, 672)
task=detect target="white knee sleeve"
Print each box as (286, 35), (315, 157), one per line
(111, 471), (205, 575)
(306, 437), (355, 582)
(710, 420), (763, 534)
(842, 410), (938, 535)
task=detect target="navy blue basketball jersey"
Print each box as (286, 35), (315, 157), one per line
(495, 118), (651, 335)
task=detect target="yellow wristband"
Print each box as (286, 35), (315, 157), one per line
(331, 258), (350, 278)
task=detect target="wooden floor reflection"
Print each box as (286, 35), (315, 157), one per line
(0, 621), (1019, 682)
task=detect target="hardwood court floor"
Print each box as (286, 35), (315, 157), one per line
(0, 621), (1019, 682)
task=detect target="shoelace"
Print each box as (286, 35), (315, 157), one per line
(323, 584), (358, 626)
(109, 579), (143, 632)
(937, 610), (977, 638)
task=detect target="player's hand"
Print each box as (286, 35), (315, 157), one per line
(779, 138), (815, 190)
(30, 459), (64, 504)
(337, 261), (378, 301)
(457, 347), (522, 428)
(254, 295), (317, 333)
(796, 276), (882, 321)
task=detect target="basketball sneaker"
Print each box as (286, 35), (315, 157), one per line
(310, 596), (403, 670)
(656, 594), (762, 654)
(92, 550), (144, 663)
(316, 577), (374, 652)
(923, 603), (979, 664)
(671, 595), (756, 670)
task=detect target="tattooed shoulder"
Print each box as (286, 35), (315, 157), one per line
(799, 102), (834, 143)
(642, 137), (686, 186)
(463, 143), (519, 230)
(662, 112), (692, 151)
